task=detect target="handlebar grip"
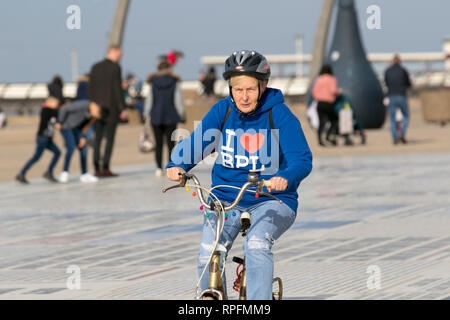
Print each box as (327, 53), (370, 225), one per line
(262, 179), (271, 187)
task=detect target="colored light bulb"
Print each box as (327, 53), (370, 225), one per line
(185, 187), (190, 192)
(200, 205), (204, 210)
(255, 193), (259, 198)
(192, 191), (196, 197)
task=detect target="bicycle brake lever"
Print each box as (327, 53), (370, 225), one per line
(162, 184), (182, 193)
(258, 191), (283, 204)
(162, 173), (190, 193)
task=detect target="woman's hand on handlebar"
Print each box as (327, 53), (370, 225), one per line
(166, 166), (186, 182)
(266, 176), (288, 193)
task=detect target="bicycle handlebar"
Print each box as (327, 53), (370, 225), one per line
(162, 172), (282, 212)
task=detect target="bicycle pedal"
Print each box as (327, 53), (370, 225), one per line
(232, 256), (244, 264)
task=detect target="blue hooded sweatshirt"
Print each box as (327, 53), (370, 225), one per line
(166, 87), (312, 213)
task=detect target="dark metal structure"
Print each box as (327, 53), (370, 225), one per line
(326, 0), (385, 128)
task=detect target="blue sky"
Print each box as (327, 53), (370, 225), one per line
(1, 0), (449, 83)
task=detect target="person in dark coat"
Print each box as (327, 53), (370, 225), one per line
(144, 61), (185, 176)
(201, 66), (217, 97)
(384, 54), (412, 144)
(75, 74), (89, 101)
(88, 45), (127, 177)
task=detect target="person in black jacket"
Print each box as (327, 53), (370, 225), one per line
(16, 98), (61, 184)
(144, 61), (185, 177)
(384, 54), (412, 144)
(47, 75), (65, 107)
(88, 45), (127, 177)
(200, 66), (217, 97)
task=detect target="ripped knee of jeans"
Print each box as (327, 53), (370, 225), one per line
(246, 233), (274, 251)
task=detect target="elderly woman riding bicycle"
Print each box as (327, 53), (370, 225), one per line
(166, 50), (312, 300)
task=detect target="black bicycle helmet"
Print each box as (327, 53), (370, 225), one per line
(223, 50), (271, 81)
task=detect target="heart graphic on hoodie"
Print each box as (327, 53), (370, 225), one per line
(240, 133), (265, 154)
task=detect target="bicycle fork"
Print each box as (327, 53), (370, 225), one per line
(208, 251), (225, 299)
(200, 207), (227, 300)
(199, 249), (226, 300)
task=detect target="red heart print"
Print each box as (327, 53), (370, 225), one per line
(240, 133), (265, 154)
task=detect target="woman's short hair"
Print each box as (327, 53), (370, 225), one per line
(229, 75), (259, 87)
(319, 64), (333, 75)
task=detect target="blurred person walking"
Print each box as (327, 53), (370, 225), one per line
(56, 100), (100, 183)
(75, 74), (89, 101)
(144, 60), (185, 177)
(200, 66), (217, 97)
(88, 45), (127, 177)
(384, 54), (412, 144)
(47, 75), (65, 107)
(312, 65), (341, 146)
(123, 74), (145, 123)
(15, 98), (61, 184)
(158, 50), (184, 67)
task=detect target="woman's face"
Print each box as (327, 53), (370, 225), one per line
(231, 76), (265, 114)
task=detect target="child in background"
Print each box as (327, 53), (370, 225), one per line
(334, 94), (367, 145)
(16, 98), (61, 184)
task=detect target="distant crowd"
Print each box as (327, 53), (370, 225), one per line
(309, 54), (412, 147)
(13, 46), (412, 185)
(15, 47), (194, 184)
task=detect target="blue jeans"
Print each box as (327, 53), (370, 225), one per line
(197, 200), (296, 300)
(60, 128), (87, 174)
(20, 135), (61, 175)
(388, 95), (409, 140)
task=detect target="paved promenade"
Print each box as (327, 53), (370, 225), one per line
(1, 152), (449, 300)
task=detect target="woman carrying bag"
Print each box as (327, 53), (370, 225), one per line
(144, 61), (185, 177)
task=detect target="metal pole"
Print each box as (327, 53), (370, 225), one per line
(295, 34), (303, 77)
(107, 0), (131, 49)
(308, 0), (335, 82)
(70, 47), (78, 82)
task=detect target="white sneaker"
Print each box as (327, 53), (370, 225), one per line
(155, 168), (163, 177)
(58, 171), (69, 183)
(80, 173), (99, 183)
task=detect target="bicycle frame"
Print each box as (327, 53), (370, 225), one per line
(200, 204), (227, 300)
(162, 172), (283, 300)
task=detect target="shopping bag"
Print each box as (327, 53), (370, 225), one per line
(138, 117), (155, 153)
(306, 100), (319, 130)
(339, 107), (354, 135)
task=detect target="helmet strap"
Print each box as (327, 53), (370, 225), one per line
(229, 85), (235, 104)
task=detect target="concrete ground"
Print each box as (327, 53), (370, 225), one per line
(0, 96), (449, 300)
